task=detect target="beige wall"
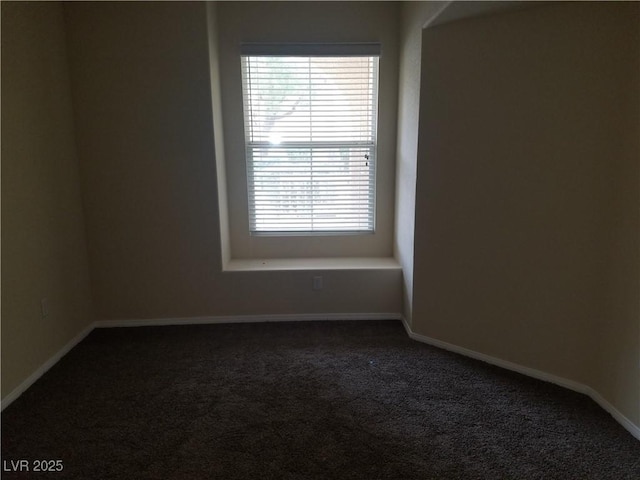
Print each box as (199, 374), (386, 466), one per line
(216, 1), (399, 259)
(1, 2), (94, 399)
(594, 4), (640, 424)
(206, 3), (231, 267)
(395, 1), (448, 327)
(64, 1), (402, 321)
(394, 0), (534, 328)
(413, 2), (639, 425)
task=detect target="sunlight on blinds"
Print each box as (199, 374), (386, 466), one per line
(241, 55), (379, 234)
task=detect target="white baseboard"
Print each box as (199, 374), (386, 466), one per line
(94, 312), (402, 329)
(1, 323), (94, 411)
(585, 387), (640, 441)
(400, 317), (640, 441)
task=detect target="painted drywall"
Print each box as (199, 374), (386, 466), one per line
(413, 2), (639, 425)
(64, 1), (402, 320)
(216, 1), (399, 259)
(428, 1), (536, 28)
(592, 4), (640, 425)
(1, 2), (94, 399)
(206, 3), (231, 267)
(395, 1), (448, 327)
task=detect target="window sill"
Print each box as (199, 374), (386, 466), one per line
(224, 257), (401, 272)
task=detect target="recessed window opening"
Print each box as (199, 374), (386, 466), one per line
(241, 43), (380, 235)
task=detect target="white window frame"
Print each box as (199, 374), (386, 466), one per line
(240, 43), (381, 236)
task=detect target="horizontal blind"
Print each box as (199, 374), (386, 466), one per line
(241, 42), (381, 57)
(241, 54), (379, 234)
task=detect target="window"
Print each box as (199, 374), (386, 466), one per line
(240, 44), (380, 234)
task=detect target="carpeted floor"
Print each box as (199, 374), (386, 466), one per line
(2, 320), (639, 479)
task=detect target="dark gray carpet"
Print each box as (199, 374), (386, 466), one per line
(2, 320), (639, 479)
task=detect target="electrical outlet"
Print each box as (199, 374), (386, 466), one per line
(312, 276), (323, 291)
(41, 298), (49, 318)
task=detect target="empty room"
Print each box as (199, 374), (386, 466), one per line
(2, 1), (639, 478)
